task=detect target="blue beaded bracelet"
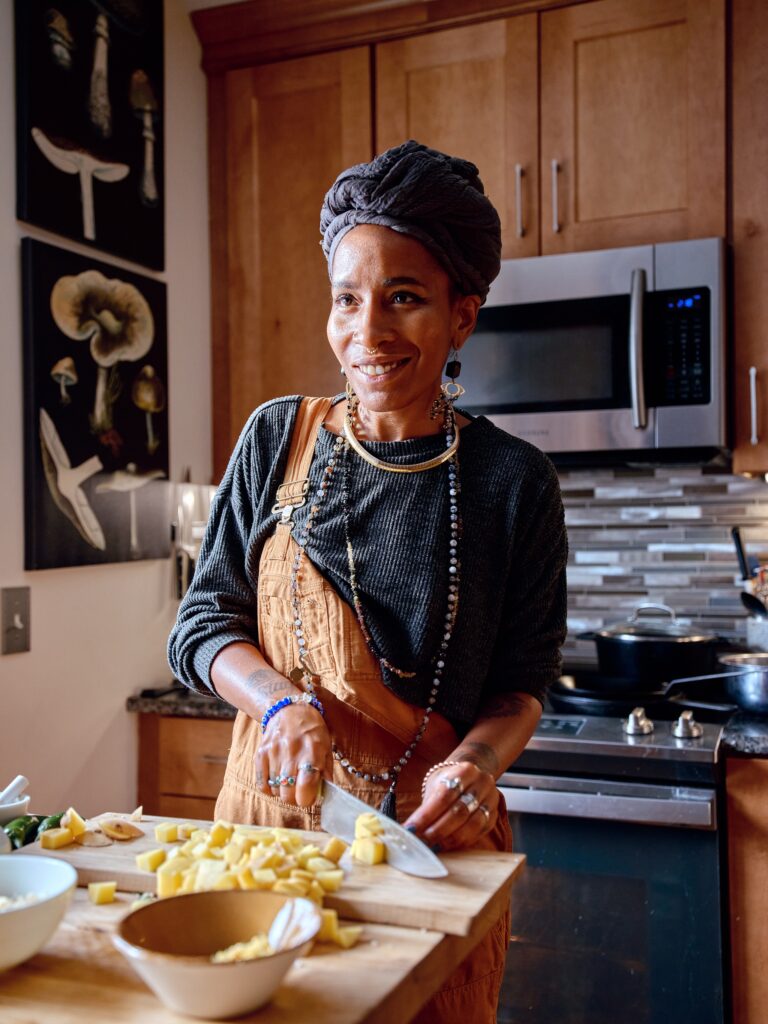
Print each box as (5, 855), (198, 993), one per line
(261, 693), (325, 732)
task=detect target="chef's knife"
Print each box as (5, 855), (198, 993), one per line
(319, 780), (448, 879)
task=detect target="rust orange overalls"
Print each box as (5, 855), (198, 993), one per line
(216, 397), (513, 1023)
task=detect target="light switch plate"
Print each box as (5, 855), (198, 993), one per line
(2, 587), (30, 654)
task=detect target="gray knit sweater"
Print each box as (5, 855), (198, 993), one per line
(168, 396), (568, 729)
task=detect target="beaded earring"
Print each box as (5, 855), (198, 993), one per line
(441, 346), (465, 402)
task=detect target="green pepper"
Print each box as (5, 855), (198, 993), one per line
(2, 814), (42, 849)
(36, 812), (65, 836)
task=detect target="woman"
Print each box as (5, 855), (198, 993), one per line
(169, 140), (567, 1022)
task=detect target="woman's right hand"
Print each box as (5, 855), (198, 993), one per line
(254, 702), (333, 808)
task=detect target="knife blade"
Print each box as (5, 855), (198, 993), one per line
(319, 780), (448, 879)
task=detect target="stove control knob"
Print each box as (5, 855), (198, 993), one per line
(672, 710), (704, 739)
(623, 707), (654, 735)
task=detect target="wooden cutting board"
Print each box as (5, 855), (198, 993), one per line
(21, 814), (524, 937)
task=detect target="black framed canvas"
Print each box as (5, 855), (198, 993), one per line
(23, 238), (170, 569)
(15, 1), (165, 270)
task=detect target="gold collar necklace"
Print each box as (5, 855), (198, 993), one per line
(342, 413), (459, 473)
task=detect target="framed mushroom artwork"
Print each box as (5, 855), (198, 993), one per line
(22, 238), (170, 569)
(15, 0), (164, 270)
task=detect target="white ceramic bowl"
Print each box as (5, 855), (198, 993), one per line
(113, 890), (321, 1019)
(0, 855), (77, 971)
(0, 796), (31, 826)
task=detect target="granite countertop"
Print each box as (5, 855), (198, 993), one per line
(127, 683), (768, 755)
(126, 684), (236, 720)
(721, 713), (768, 756)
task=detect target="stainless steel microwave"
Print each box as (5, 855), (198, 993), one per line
(461, 238), (726, 464)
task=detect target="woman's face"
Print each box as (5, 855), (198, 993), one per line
(327, 224), (480, 416)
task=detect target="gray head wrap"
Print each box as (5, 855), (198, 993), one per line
(320, 140), (501, 302)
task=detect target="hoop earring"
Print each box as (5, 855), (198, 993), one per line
(441, 346), (465, 402)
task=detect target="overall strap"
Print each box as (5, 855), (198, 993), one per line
(271, 397), (335, 520)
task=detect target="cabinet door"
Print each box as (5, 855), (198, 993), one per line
(211, 50), (371, 477)
(376, 17), (538, 260)
(731, 0), (768, 475)
(540, 0), (725, 254)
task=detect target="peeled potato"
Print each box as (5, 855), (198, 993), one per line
(100, 819), (144, 841)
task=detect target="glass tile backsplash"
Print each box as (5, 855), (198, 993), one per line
(559, 466), (768, 666)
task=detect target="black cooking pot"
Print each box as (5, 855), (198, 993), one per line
(578, 604), (728, 691)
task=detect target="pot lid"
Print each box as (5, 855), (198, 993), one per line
(595, 604), (719, 643)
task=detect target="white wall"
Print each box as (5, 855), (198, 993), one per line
(0, 0), (211, 815)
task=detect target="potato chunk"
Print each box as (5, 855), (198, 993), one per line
(349, 837), (386, 865)
(40, 827), (73, 850)
(88, 881), (117, 905)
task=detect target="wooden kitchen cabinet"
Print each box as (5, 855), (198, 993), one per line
(209, 48), (372, 476)
(726, 757), (768, 1024)
(137, 714), (233, 819)
(376, 17), (539, 259)
(730, 0), (768, 475)
(540, 0), (725, 254)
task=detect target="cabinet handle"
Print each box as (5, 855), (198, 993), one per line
(514, 163), (525, 238)
(629, 268), (647, 429)
(750, 366), (759, 445)
(200, 754), (228, 765)
(551, 159), (561, 234)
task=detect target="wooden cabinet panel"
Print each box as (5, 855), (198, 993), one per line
(212, 48), (372, 477)
(726, 757), (768, 1024)
(376, 18), (539, 259)
(540, 0), (725, 254)
(731, 0), (768, 475)
(137, 714), (233, 816)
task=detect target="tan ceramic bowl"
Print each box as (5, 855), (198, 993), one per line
(112, 890), (321, 1019)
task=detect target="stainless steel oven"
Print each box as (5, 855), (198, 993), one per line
(497, 709), (729, 1024)
(461, 238), (726, 463)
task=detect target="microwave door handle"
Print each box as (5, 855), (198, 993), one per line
(629, 267), (647, 429)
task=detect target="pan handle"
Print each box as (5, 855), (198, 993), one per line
(665, 668), (753, 692)
(576, 631), (598, 641)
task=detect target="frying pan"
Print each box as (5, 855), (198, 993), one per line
(665, 653), (768, 713)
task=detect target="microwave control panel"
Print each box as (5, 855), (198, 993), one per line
(653, 288), (711, 406)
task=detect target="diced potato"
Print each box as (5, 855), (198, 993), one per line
(61, 807), (87, 838)
(193, 859), (228, 890)
(212, 871), (239, 891)
(135, 847), (166, 873)
(176, 822), (197, 840)
(289, 868), (314, 882)
(154, 822), (179, 843)
(157, 870), (185, 898)
(248, 867), (279, 889)
(335, 925), (363, 949)
(272, 878), (310, 897)
(354, 812), (384, 840)
(306, 856), (337, 874)
(349, 837), (386, 865)
(223, 840), (247, 866)
(317, 908), (340, 942)
(208, 821), (234, 847)
(40, 827), (74, 850)
(308, 879), (325, 903)
(321, 836), (348, 864)
(190, 829), (209, 843)
(315, 869), (345, 893)
(88, 881), (117, 905)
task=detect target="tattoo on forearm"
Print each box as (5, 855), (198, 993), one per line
(453, 741), (499, 775)
(243, 669), (294, 706)
(479, 693), (533, 720)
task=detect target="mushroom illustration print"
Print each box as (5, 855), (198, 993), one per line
(39, 408), (106, 550)
(46, 10), (74, 70)
(50, 357), (78, 404)
(129, 70), (159, 206)
(50, 270), (154, 434)
(95, 463), (164, 556)
(132, 366), (165, 453)
(87, 0), (147, 138)
(31, 128), (129, 241)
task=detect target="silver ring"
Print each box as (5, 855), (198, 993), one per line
(479, 803), (491, 823)
(299, 763), (320, 774)
(267, 777), (280, 788)
(440, 776), (462, 792)
(459, 792), (480, 815)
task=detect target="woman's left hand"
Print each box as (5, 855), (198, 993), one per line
(402, 762), (500, 852)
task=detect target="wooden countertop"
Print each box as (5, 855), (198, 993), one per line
(1, 821), (525, 1023)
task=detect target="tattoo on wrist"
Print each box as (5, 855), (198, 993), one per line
(244, 669), (295, 708)
(453, 741), (499, 775)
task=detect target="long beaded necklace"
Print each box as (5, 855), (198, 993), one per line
(288, 393), (462, 817)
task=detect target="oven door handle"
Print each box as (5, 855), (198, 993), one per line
(629, 267), (647, 429)
(498, 780), (717, 830)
